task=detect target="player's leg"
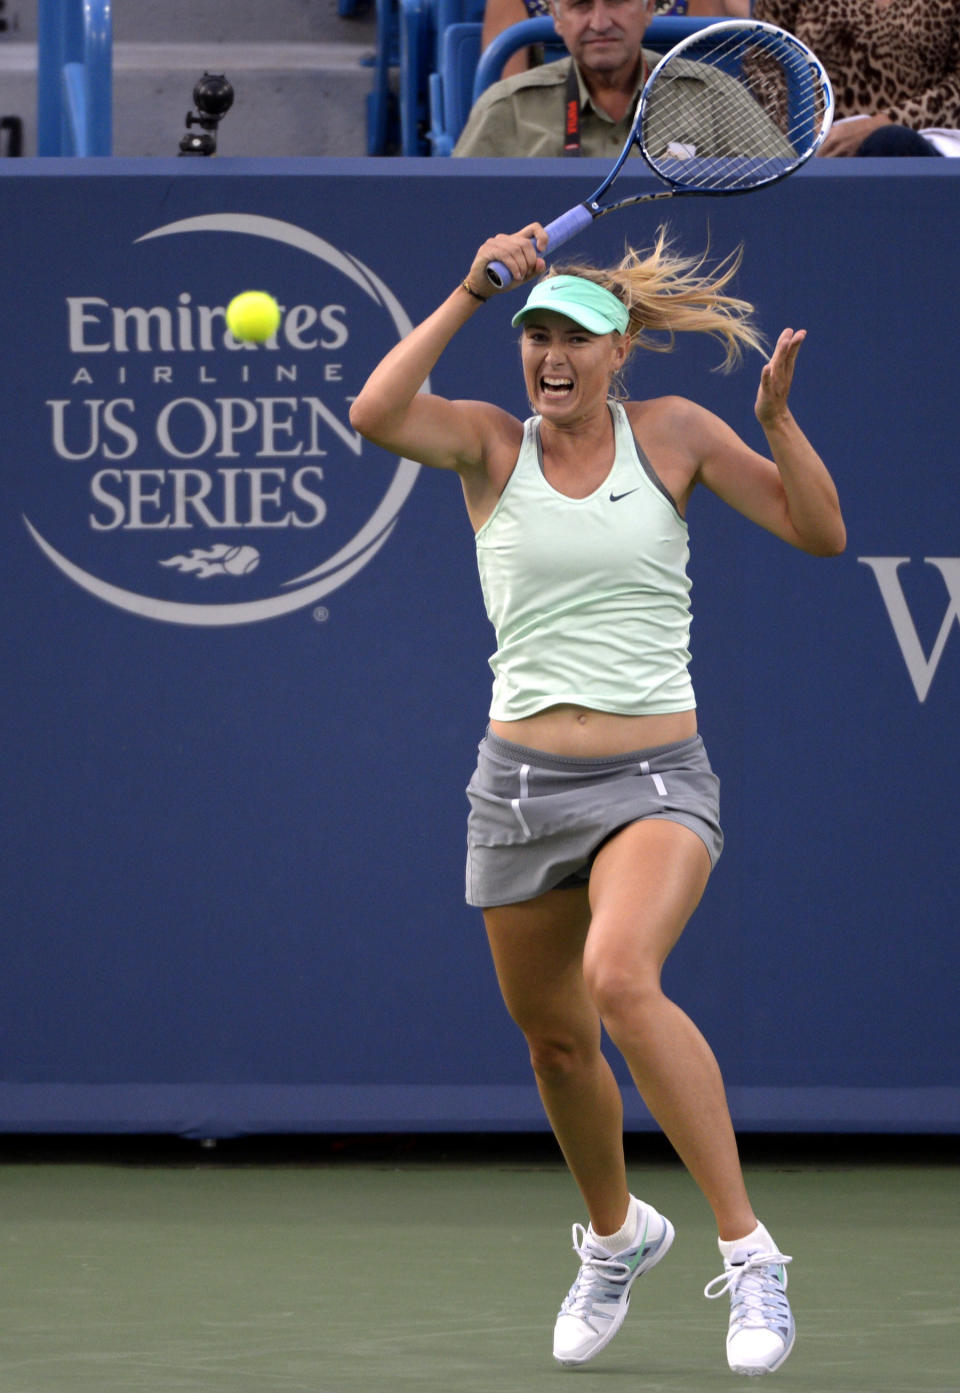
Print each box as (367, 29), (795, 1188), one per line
(585, 818), (794, 1375)
(483, 885), (629, 1235)
(484, 887), (675, 1367)
(584, 817), (754, 1237)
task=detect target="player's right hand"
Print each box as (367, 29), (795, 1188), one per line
(466, 224), (548, 296)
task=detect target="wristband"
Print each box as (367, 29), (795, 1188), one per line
(460, 279), (489, 304)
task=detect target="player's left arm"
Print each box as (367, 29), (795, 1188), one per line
(694, 328), (847, 556)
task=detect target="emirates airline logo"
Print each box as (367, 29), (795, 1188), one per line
(22, 214), (422, 626)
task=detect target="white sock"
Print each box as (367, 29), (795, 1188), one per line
(589, 1195), (641, 1255)
(718, 1221), (777, 1265)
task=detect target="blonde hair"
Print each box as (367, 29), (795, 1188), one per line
(549, 228), (766, 375)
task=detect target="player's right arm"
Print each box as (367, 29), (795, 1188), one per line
(349, 285), (499, 475)
(349, 228), (546, 477)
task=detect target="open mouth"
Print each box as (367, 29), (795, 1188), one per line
(540, 375), (574, 398)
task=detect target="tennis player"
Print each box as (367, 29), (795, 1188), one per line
(349, 225), (845, 1377)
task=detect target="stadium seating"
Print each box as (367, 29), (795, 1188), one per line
(428, 23), (483, 155)
(367, 0), (402, 152)
(392, 0), (486, 155)
(25, 0), (377, 158)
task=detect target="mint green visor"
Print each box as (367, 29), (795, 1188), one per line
(511, 275), (630, 336)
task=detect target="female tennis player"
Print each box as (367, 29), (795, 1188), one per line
(350, 224), (845, 1377)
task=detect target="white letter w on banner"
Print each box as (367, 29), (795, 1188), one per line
(859, 557), (960, 702)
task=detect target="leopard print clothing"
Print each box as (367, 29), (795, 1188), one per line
(753, 0), (960, 129)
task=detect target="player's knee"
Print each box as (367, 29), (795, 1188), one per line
(583, 952), (661, 1030)
(525, 1030), (595, 1085)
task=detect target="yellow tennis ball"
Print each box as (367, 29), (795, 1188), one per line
(226, 290), (281, 342)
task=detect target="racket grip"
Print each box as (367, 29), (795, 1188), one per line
(542, 203), (595, 251)
(485, 259), (514, 290)
(485, 204), (594, 290)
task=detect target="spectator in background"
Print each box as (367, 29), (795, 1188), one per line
(456, 0), (784, 157)
(753, 0), (960, 156)
(480, 0), (551, 83)
(482, 0), (751, 81)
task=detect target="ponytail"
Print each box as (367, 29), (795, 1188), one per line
(549, 228), (766, 372)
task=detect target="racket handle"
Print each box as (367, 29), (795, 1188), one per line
(485, 204), (594, 290)
(542, 203), (595, 251)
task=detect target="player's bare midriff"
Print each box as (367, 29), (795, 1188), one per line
(489, 705), (698, 758)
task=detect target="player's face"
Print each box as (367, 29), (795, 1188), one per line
(552, 0), (654, 81)
(520, 312), (629, 423)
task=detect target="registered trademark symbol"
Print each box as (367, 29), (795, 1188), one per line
(312, 606), (330, 623)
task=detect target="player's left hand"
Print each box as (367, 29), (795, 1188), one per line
(755, 327), (805, 428)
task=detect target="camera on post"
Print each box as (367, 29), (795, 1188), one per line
(179, 72), (234, 156)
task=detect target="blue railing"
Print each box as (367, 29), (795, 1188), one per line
(37, 0), (112, 155)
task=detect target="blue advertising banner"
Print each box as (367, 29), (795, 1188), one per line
(0, 158), (957, 1135)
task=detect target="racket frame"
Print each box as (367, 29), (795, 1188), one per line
(485, 19), (834, 289)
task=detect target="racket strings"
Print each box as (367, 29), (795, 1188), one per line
(640, 31), (829, 192)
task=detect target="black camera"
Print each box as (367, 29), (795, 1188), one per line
(179, 73), (234, 156)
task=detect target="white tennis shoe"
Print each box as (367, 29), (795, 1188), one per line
(552, 1199), (675, 1366)
(704, 1246), (795, 1376)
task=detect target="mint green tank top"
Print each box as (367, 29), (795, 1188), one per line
(475, 400), (695, 720)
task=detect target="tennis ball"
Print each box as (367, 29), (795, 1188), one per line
(226, 290), (281, 343)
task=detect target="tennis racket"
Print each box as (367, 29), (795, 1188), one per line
(485, 19), (834, 288)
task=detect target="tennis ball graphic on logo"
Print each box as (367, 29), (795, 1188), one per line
(221, 546), (260, 576)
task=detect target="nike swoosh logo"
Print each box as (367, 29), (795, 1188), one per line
(609, 488), (639, 503)
(620, 1216), (651, 1272)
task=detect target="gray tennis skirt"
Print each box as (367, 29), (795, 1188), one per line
(465, 730), (723, 908)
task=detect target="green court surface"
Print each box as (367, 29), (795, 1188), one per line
(0, 1135), (956, 1393)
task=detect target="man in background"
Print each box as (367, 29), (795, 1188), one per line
(454, 0), (792, 161)
(456, 0), (663, 158)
